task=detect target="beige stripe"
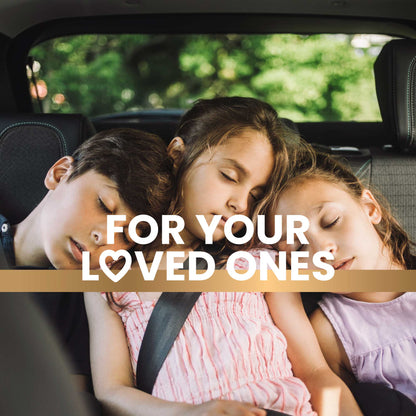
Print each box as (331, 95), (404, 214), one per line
(0, 269), (415, 292)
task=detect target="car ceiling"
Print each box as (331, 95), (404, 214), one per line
(1, 0), (416, 38)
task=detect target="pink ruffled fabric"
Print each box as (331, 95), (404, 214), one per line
(108, 291), (316, 416)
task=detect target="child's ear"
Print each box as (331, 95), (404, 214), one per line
(360, 189), (382, 225)
(167, 137), (185, 171)
(44, 156), (74, 190)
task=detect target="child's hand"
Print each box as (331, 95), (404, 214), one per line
(181, 400), (266, 416)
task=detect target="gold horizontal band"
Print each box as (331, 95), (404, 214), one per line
(0, 269), (415, 292)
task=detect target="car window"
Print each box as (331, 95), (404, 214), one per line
(28, 33), (393, 121)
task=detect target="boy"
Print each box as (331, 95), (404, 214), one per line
(1, 128), (174, 269)
(0, 128), (174, 397)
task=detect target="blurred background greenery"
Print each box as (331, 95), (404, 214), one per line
(29, 33), (391, 121)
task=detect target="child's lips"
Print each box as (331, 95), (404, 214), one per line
(333, 257), (354, 270)
(69, 238), (86, 263)
(219, 216), (228, 226)
(215, 214), (228, 227)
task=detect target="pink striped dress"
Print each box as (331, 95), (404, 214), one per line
(108, 292), (316, 416)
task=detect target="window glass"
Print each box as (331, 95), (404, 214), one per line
(28, 33), (393, 121)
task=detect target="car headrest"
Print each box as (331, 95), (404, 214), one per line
(94, 112), (299, 146)
(374, 39), (416, 151)
(0, 113), (95, 224)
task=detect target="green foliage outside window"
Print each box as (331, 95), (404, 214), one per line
(29, 34), (389, 121)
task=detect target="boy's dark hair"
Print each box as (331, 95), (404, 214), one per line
(68, 128), (175, 221)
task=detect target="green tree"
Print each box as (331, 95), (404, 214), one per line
(30, 33), (383, 121)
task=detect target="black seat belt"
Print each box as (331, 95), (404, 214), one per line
(136, 246), (218, 392)
(136, 291), (201, 394)
(136, 252), (208, 393)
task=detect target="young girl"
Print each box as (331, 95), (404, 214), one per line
(267, 150), (416, 413)
(85, 97), (321, 416)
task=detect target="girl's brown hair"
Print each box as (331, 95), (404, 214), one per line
(105, 98), (296, 299)
(272, 149), (416, 269)
(172, 96), (300, 260)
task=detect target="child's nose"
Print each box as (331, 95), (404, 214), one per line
(91, 228), (107, 246)
(227, 192), (249, 214)
(317, 238), (337, 256)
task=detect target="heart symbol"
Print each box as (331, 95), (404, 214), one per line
(99, 249), (132, 283)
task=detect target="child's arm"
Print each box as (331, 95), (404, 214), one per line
(84, 292), (266, 416)
(309, 306), (357, 387)
(265, 293), (362, 416)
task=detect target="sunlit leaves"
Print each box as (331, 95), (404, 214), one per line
(30, 33), (387, 121)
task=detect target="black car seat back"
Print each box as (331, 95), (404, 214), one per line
(373, 39), (416, 242)
(314, 40), (416, 243)
(0, 113), (95, 224)
(93, 111), (299, 146)
(374, 39), (416, 151)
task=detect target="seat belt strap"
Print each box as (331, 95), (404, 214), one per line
(136, 245), (218, 393)
(136, 291), (201, 393)
(0, 242), (9, 269)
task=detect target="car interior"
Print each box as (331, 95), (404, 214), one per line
(0, 0), (415, 414)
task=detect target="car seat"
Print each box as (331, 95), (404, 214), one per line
(0, 113), (97, 415)
(0, 293), (92, 416)
(0, 113), (95, 224)
(93, 110), (299, 146)
(373, 39), (416, 243)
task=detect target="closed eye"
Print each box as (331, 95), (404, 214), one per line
(221, 171), (237, 183)
(324, 216), (340, 228)
(98, 197), (112, 214)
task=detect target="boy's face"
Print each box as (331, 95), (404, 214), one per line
(41, 161), (135, 269)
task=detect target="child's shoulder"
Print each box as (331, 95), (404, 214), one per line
(100, 292), (144, 314)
